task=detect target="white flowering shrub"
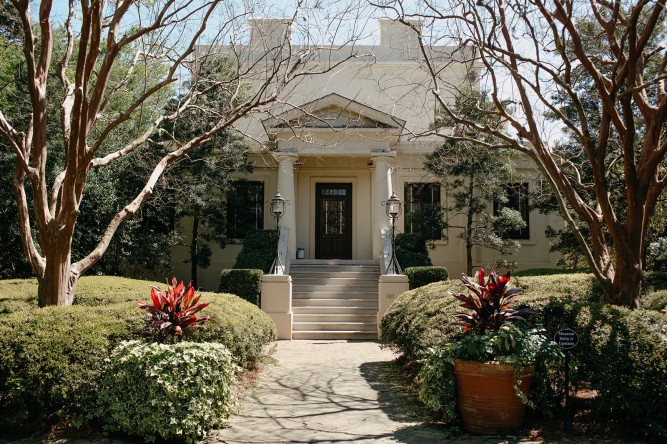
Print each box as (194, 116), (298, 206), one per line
(97, 340), (237, 442)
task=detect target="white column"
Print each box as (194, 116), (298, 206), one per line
(274, 152), (298, 259)
(371, 151), (395, 260)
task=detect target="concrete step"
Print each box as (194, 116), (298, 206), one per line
(290, 271), (380, 279)
(292, 298), (378, 308)
(292, 259), (378, 265)
(291, 330), (378, 340)
(293, 306), (378, 315)
(293, 291), (378, 300)
(291, 265), (380, 273)
(293, 313), (377, 323)
(293, 321), (377, 332)
(293, 284), (378, 293)
(289, 261), (380, 340)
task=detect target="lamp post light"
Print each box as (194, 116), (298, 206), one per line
(382, 192), (403, 274)
(268, 191), (288, 273)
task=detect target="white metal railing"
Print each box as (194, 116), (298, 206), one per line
(381, 227), (394, 275)
(270, 227), (290, 275)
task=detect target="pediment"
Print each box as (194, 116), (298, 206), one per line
(262, 93), (406, 136)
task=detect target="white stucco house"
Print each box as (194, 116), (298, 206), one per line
(172, 18), (563, 339)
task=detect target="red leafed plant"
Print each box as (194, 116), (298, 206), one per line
(450, 268), (536, 335)
(137, 278), (214, 340)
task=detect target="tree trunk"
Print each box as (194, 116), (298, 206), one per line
(465, 176), (475, 276)
(37, 244), (77, 307)
(190, 209), (199, 288)
(609, 256), (642, 308)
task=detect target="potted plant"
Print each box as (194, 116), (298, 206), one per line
(448, 268), (558, 434)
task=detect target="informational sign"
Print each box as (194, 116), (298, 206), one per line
(554, 328), (579, 350)
(554, 328), (579, 434)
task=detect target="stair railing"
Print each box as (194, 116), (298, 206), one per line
(270, 227), (290, 275)
(380, 227), (401, 275)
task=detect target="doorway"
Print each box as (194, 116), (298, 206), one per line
(315, 183), (352, 259)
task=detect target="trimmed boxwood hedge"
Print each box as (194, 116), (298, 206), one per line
(233, 229), (277, 273)
(380, 273), (667, 437)
(395, 233), (432, 269)
(404, 266), (448, 289)
(219, 269), (263, 306)
(0, 276), (277, 434)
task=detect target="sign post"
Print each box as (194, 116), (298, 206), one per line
(554, 328), (579, 434)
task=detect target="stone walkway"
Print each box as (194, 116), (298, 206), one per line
(209, 340), (448, 444)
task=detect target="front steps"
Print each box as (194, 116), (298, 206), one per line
(290, 260), (380, 340)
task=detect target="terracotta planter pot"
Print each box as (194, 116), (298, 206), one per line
(453, 359), (534, 435)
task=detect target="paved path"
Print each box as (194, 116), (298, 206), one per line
(209, 340), (448, 444)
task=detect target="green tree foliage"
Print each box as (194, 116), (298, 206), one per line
(0, 25), (175, 279)
(159, 57), (251, 287)
(425, 90), (526, 275)
(532, 15), (667, 272)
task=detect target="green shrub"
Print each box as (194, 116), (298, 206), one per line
(395, 233), (432, 269)
(233, 230), (277, 273)
(381, 273), (667, 437)
(189, 292), (277, 367)
(404, 266), (448, 289)
(379, 280), (464, 362)
(539, 301), (667, 436)
(0, 303), (144, 431)
(0, 276), (277, 433)
(219, 269), (263, 306)
(98, 341), (236, 443)
(513, 267), (591, 277)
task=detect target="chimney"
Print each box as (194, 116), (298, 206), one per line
(249, 18), (293, 50)
(378, 18), (422, 49)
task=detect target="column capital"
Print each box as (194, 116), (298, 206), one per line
(370, 150), (396, 162)
(273, 151), (299, 163)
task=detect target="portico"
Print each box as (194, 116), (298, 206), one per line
(263, 93), (405, 263)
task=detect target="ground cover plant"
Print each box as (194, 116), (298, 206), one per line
(0, 276), (276, 437)
(380, 271), (667, 438)
(98, 341), (236, 442)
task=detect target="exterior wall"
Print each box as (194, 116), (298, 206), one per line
(392, 153), (564, 277)
(175, 20), (563, 290)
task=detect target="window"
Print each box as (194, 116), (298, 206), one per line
(494, 183), (530, 239)
(226, 181), (264, 238)
(404, 183), (443, 240)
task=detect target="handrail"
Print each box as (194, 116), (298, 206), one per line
(270, 227), (290, 275)
(381, 228), (393, 275)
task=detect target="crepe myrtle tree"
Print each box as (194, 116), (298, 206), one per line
(0, 0), (363, 306)
(375, 0), (667, 308)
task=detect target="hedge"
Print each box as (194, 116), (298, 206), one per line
(404, 266), (448, 289)
(233, 229), (277, 273)
(219, 269), (263, 306)
(380, 273), (667, 437)
(0, 276), (277, 434)
(395, 233), (432, 269)
(98, 341), (236, 442)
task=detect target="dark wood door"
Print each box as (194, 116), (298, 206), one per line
(316, 183), (352, 259)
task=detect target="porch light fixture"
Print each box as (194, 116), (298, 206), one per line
(268, 191), (290, 273)
(382, 192), (403, 274)
(270, 191), (286, 218)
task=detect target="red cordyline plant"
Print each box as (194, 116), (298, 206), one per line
(450, 268), (536, 335)
(137, 278), (214, 340)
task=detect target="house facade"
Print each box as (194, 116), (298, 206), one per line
(172, 18), (563, 302)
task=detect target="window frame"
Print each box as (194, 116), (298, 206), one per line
(226, 180), (265, 238)
(493, 182), (530, 240)
(403, 182), (443, 240)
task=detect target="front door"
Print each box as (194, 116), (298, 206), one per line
(316, 183), (352, 259)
